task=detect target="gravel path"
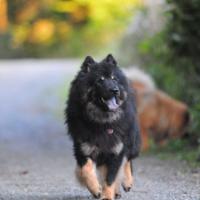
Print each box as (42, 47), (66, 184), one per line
(0, 60), (199, 200)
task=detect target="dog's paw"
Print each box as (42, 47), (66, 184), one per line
(122, 174), (133, 192)
(93, 192), (101, 199)
(122, 180), (132, 192)
(101, 197), (114, 200)
(122, 185), (131, 192)
(101, 185), (115, 200)
(115, 193), (121, 199)
(90, 185), (102, 199)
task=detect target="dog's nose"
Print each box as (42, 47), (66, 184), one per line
(110, 87), (119, 95)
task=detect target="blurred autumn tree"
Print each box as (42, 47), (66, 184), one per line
(0, 0), (141, 58)
(0, 0), (8, 32)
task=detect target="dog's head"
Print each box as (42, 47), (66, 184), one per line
(81, 54), (128, 112)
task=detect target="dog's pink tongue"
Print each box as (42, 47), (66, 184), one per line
(107, 97), (119, 110)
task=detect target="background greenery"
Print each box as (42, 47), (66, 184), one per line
(118, 0), (200, 164)
(0, 0), (141, 58)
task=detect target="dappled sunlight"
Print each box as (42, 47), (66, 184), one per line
(0, 0), (142, 57)
(29, 19), (55, 44)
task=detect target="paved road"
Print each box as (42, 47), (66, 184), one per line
(0, 60), (199, 200)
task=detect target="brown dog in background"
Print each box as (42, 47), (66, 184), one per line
(124, 68), (190, 151)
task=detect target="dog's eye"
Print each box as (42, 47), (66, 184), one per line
(100, 76), (105, 81)
(111, 75), (115, 80)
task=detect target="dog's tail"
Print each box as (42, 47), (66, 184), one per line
(123, 67), (156, 92)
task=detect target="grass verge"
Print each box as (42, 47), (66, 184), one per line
(144, 139), (200, 168)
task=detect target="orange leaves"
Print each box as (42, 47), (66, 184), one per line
(29, 19), (55, 44)
(4, 0), (143, 55)
(15, 0), (39, 23)
(0, 0), (8, 33)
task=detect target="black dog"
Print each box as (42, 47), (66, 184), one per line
(65, 54), (140, 200)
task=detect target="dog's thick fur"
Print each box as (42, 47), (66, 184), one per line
(125, 68), (189, 151)
(65, 55), (140, 200)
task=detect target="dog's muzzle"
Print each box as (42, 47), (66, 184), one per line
(101, 86), (121, 111)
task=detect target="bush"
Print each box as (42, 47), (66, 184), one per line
(118, 1), (200, 162)
(146, 0), (200, 149)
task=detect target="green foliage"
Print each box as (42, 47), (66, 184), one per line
(167, 0), (200, 64)
(117, 1), (200, 163)
(136, 1), (200, 162)
(146, 139), (200, 167)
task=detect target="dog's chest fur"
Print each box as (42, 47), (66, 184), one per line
(81, 141), (124, 156)
(86, 102), (123, 123)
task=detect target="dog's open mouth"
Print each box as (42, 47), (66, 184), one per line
(101, 96), (119, 111)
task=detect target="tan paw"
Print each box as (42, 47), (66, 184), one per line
(89, 185), (102, 199)
(115, 192), (121, 199)
(122, 179), (132, 192)
(122, 160), (133, 192)
(101, 184), (115, 200)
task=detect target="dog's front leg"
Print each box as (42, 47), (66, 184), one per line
(122, 159), (133, 192)
(76, 158), (102, 199)
(101, 154), (124, 200)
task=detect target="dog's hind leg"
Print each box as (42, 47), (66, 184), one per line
(99, 165), (121, 199)
(101, 154), (124, 200)
(76, 158), (102, 199)
(122, 159), (133, 192)
(114, 180), (122, 199)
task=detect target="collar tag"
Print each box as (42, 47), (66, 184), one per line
(107, 128), (114, 134)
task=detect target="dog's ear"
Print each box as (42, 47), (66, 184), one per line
(81, 56), (95, 73)
(103, 54), (117, 65)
